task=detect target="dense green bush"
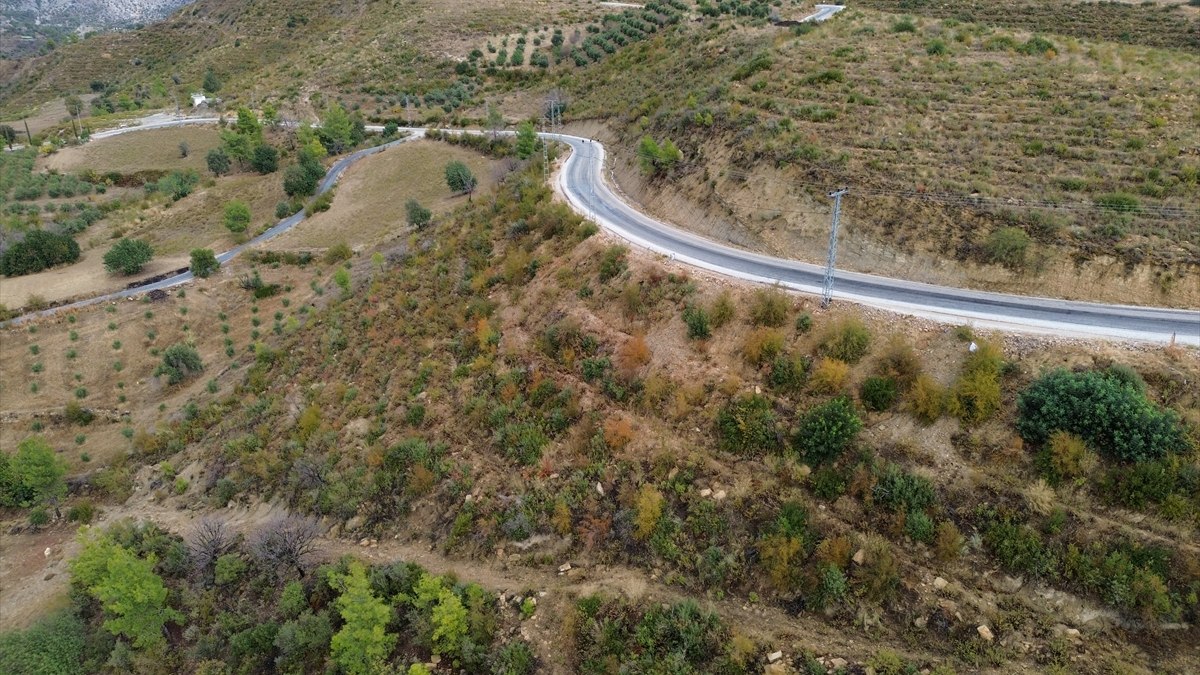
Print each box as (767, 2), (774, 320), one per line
(792, 397), (862, 464)
(146, 170), (199, 201)
(984, 227), (1031, 270)
(572, 597), (748, 673)
(1017, 368), (1189, 462)
(748, 288), (789, 327)
(715, 395), (778, 455)
(155, 343), (204, 385)
(0, 229), (81, 277)
(103, 238), (154, 275)
(859, 376), (898, 411)
(872, 464), (935, 514)
(189, 249), (219, 278)
(598, 245), (628, 282)
(682, 304), (711, 339)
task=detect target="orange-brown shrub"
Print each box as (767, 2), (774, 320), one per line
(603, 415), (635, 450)
(617, 333), (651, 374)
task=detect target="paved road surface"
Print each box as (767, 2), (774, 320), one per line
(5, 117), (1198, 344)
(550, 134), (1199, 345)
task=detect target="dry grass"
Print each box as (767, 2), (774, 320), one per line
(1, 170), (285, 308)
(270, 140), (504, 250)
(39, 127), (222, 174)
(0, 260), (321, 469)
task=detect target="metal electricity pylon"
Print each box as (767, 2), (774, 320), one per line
(821, 187), (849, 308)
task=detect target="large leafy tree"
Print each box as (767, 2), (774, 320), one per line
(318, 103), (354, 154)
(4, 436), (67, 507)
(223, 200), (251, 234)
(515, 121), (538, 160)
(330, 561), (396, 675)
(71, 532), (181, 649)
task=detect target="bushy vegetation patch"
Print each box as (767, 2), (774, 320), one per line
(1018, 368), (1190, 462)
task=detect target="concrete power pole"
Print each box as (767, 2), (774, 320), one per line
(821, 187), (849, 308)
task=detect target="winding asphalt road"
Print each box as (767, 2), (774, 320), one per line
(550, 134), (1198, 345)
(5, 117), (1198, 344)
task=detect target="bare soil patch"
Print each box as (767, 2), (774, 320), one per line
(38, 126), (222, 174)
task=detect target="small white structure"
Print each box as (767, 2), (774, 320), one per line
(190, 93), (209, 108)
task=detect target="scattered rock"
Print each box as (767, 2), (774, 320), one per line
(358, 538), (370, 547)
(44, 547), (51, 557)
(558, 562), (573, 573)
(977, 625), (995, 642)
(913, 615), (928, 629)
(852, 549), (866, 565)
(713, 489), (726, 501)
(345, 515), (365, 532)
(990, 574), (1024, 594)
(430, 655), (441, 666)
(595, 482), (605, 496)
(699, 488), (712, 498)
(43, 573), (55, 581)
(767, 651), (783, 663)
(933, 576), (948, 591)
(829, 658), (848, 669)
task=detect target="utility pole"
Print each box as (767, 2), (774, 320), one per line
(821, 187), (849, 308)
(23, 118), (32, 144)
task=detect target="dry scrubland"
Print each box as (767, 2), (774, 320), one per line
(0, 0), (612, 115)
(568, 9), (1200, 306)
(1, 148), (1198, 673)
(272, 140), (504, 249)
(39, 127), (223, 174)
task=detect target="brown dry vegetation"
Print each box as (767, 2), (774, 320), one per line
(39, 127), (222, 174)
(565, 10), (1200, 306)
(272, 140), (505, 249)
(3, 157), (1197, 672)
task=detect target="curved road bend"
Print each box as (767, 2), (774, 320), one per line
(8, 126), (426, 323)
(549, 134), (1199, 345)
(4, 117), (1198, 344)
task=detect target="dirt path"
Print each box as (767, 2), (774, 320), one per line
(3, 494), (944, 672)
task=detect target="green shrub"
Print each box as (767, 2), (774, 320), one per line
(715, 395), (778, 455)
(1095, 192), (1140, 212)
(860, 376), (898, 411)
(0, 611), (85, 675)
(984, 227), (1031, 270)
(873, 464), (935, 514)
(983, 516), (1056, 577)
(1019, 36), (1056, 55)
(598, 245), (628, 282)
(103, 238), (153, 275)
(792, 397), (862, 465)
(1017, 369), (1189, 463)
(821, 318), (871, 364)
(190, 248), (220, 278)
(0, 230), (82, 277)
(905, 509), (935, 542)
(155, 343), (204, 385)
(767, 353), (808, 393)
(682, 304), (711, 339)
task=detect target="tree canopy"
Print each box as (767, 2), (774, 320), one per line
(103, 238), (154, 275)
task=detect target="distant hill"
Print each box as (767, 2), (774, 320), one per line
(1, 0), (194, 29)
(0, 0), (194, 59)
